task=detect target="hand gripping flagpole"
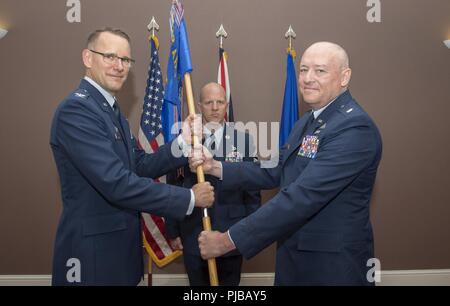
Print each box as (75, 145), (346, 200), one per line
(183, 74), (219, 286)
(182, 17), (219, 282)
(170, 0), (218, 286)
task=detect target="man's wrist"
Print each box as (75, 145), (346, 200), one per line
(186, 189), (195, 215)
(210, 160), (223, 179)
(222, 231), (236, 253)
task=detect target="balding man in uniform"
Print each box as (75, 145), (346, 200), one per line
(166, 82), (261, 286)
(193, 42), (383, 285)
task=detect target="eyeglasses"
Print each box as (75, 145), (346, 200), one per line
(89, 49), (135, 68)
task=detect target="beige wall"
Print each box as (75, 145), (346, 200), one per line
(0, 0), (449, 275)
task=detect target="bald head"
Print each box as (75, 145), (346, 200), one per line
(200, 82), (226, 103)
(299, 42), (352, 110)
(198, 82), (228, 124)
(304, 42), (349, 70)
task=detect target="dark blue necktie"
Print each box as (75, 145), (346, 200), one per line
(300, 112), (315, 140)
(113, 101), (126, 137)
(113, 102), (120, 120)
(209, 130), (216, 151)
(203, 130), (216, 151)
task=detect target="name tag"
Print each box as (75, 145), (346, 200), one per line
(298, 135), (319, 159)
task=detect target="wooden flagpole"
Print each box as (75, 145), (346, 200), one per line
(183, 73), (219, 286)
(148, 254), (153, 286)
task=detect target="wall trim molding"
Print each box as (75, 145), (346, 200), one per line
(1, 269), (449, 286)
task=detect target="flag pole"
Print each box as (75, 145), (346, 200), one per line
(216, 24), (233, 122)
(183, 73), (219, 286)
(148, 254), (153, 286)
(146, 16), (160, 288)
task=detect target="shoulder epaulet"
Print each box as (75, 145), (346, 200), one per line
(71, 89), (90, 100)
(338, 102), (359, 116)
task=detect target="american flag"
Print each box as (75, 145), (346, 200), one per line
(138, 36), (182, 268)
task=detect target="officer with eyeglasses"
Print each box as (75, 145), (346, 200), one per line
(49, 28), (215, 286)
(88, 49), (135, 68)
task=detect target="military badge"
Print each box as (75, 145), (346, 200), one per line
(225, 147), (243, 162)
(114, 126), (122, 140)
(298, 135), (319, 159)
(314, 123), (327, 135)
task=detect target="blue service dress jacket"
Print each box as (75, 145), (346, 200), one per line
(221, 90), (383, 285)
(50, 79), (190, 285)
(166, 125), (261, 257)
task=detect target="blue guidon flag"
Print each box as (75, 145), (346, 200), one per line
(163, 0), (193, 142)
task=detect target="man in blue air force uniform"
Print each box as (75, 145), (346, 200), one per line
(194, 42), (383, 285)
(165, 83), (261, 285)
(49, 28), (214, 285)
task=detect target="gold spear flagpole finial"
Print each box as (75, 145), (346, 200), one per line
(147, 16), (160, 38)
(216, 24), (228, 49)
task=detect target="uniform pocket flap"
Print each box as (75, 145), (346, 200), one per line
(82, 213), (127, 236)
(297, 232), (342, 253)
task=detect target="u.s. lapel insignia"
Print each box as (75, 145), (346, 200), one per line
(314, 123), (327, 135)
(75, 92), (87, 99)
(298, 135), (319, 159)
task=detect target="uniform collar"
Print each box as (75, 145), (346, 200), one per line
(203, 123), (224, 139)
(84, 76), (116, 109)
(312, 89), (348, 119)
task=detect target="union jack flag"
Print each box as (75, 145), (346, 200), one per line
(218, 47), (234, 122)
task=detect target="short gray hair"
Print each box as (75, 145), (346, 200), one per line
(86, 27), (130, 49)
